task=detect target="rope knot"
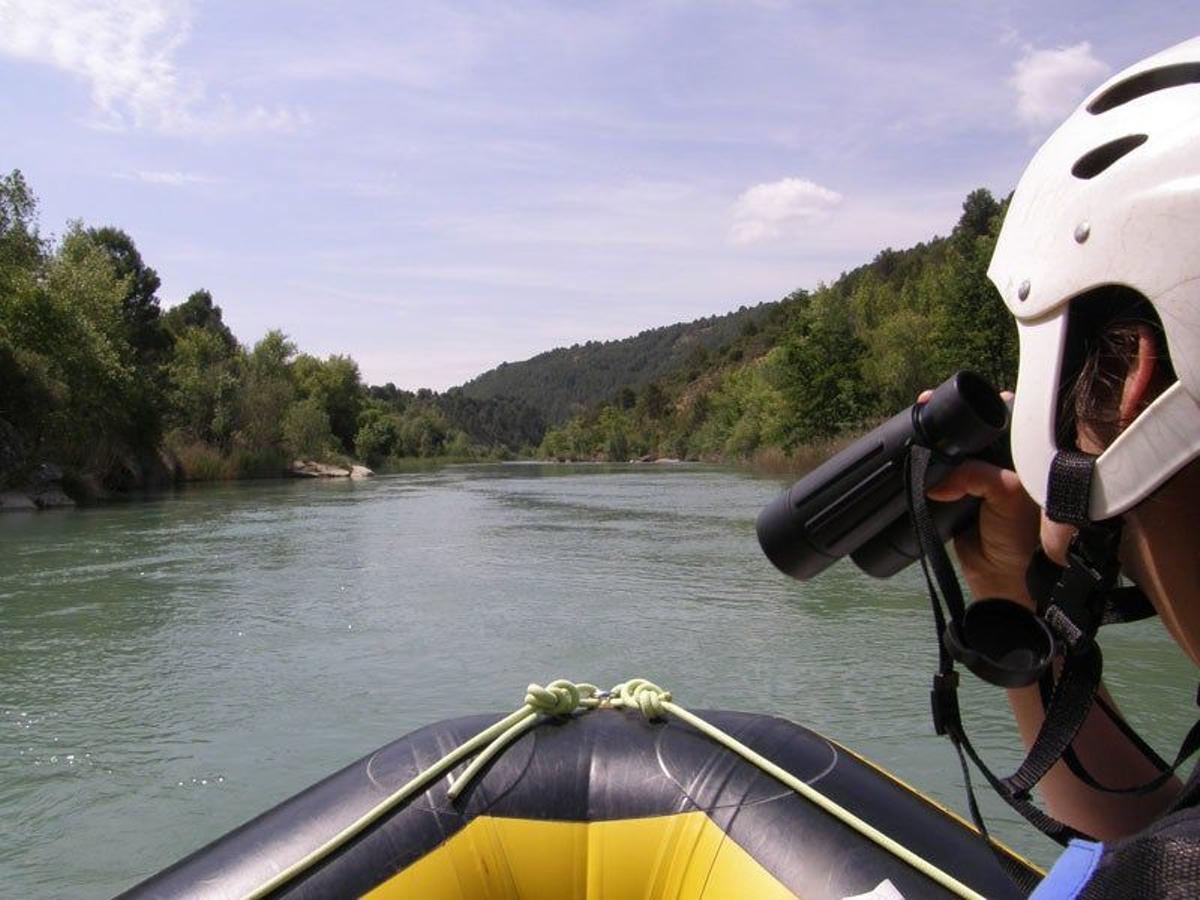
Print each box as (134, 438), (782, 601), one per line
(524, 679), (595, 716)
(617, 678), (672, 720)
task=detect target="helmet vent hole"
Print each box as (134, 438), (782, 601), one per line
(1088, 63), (1200, 114)
(1071, 134), (1148, 180)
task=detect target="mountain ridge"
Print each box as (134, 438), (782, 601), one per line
(458, 302), (779, 424)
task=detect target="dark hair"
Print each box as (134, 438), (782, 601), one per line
(1060, 286), (1176, 449)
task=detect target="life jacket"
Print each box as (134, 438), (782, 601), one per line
(1034, 767), (1200, 899)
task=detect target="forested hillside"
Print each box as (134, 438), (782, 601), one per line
(1, 167), (1015, 496)
(0, 170), (544, 496)
(460, 303), (778, 424)
(536, 189), (1017, 464)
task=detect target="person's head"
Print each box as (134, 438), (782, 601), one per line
(987, 37), (1200, 661)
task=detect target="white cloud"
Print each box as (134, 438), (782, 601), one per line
(114, 170), (217, 187)
(0, 0), (304, 136)
(730, 177), (842, 245)
(1011, 42), (1110, 132)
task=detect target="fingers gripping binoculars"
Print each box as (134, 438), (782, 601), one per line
(756, 371), (1010, 581)
(756, 372), (1064, 689)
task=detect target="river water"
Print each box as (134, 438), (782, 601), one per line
(0, 464), (1194, 897)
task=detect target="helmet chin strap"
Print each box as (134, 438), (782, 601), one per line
(905, 446), (1200, 859)
(1045, 450), (1100, 529)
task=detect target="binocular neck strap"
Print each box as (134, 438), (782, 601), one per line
(907, 446), (1102, 846)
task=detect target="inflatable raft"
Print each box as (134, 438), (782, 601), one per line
(119, 680), (1040, 899)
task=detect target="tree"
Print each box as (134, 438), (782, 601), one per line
(0, 224), (139, 467)
(368, 382), (412, 411)
(398, 409), (449, 457)
(932, 212), (1017, 388)
(637, 382), (668, 420)
(859, 307), (941, 411)
(292, 353), (364, 452)
(0, 170), (43, 296)
(236, 330), (296, 452)
(166, 327), (241, 445)
(84, 227), (174, 452)
(596, 406), (631, 461)
(775, 289), (872, 444)
(282, 397), (336, 459)
(954, 188), (1002, 242)
(163, 289), (237, 350)
(87, 226), (170, 361)
(0, 170), (50, 474)
(354, 411), (402, 465)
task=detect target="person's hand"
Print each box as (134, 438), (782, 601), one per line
(919, 390), (1041, 607)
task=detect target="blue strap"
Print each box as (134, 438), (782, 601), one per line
(1030, 839), (1104, 899)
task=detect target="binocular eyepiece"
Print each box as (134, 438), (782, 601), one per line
(756, 371), (1010, 581)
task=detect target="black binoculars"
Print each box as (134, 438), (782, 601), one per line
(757, 371), (1010, 581)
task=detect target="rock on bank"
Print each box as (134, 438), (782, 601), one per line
(289, 460), (375, 479)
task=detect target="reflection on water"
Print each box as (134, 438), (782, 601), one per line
(0, 464), (1193, 896)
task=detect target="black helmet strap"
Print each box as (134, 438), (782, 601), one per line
(1045, 449), (1098, 528)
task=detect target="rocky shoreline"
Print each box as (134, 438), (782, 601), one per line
(288, 460), (375, 479)
(0, 463), (77, 512)
(0, 458), (376, 513)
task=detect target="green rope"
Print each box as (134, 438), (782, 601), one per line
(610, 679), (985, 900)
(242, 677), (985, 900)
(241, 679), (598, 900)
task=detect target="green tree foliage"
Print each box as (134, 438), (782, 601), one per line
(956, 188), (1002, 241)
(399, 408), (450, 457)
(87, 227), (170, 362)
(282, 397), (337, 459)
(0, 170), (42, 295)
(774, 288), (873, 443)
(0, 215), (145, 472)
(85, 226), (173, 452)
(436, 389), (544, 451)
(687, 356), (788, 458)
(637, 382), (669, 420)
(0, 170), (52, 468)
(930, 203), (1018, 387)
(354, 407), (403, 465)
(292, 353), (364, 453)
(236, 330), (296, 454)
(166, 326), (241, 446)
(357, 386), (544, 463)
(163, 288), (237, 350)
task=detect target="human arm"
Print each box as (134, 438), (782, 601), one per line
(928, 457), (1181, 840)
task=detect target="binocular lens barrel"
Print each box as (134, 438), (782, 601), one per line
(756, 371), (1008, 581)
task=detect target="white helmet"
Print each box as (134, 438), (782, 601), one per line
(989, 37), (1200, 521)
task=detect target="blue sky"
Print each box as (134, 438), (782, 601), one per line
(0, 2), (1195, 389)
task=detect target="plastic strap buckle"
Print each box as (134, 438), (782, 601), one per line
(931, 671), (961, 737)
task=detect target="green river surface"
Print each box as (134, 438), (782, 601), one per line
(1, 463), (1195, 897)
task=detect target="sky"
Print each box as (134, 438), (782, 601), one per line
(0, 2), (1195, 390)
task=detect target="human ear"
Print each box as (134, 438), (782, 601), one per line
(1118, 324), (1160, 430)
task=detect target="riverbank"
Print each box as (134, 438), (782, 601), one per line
(0, 435), (863, 514)
(0, 453), (378, 513)
(537, 427), (866, 477)
(0, 450), (183, 513)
